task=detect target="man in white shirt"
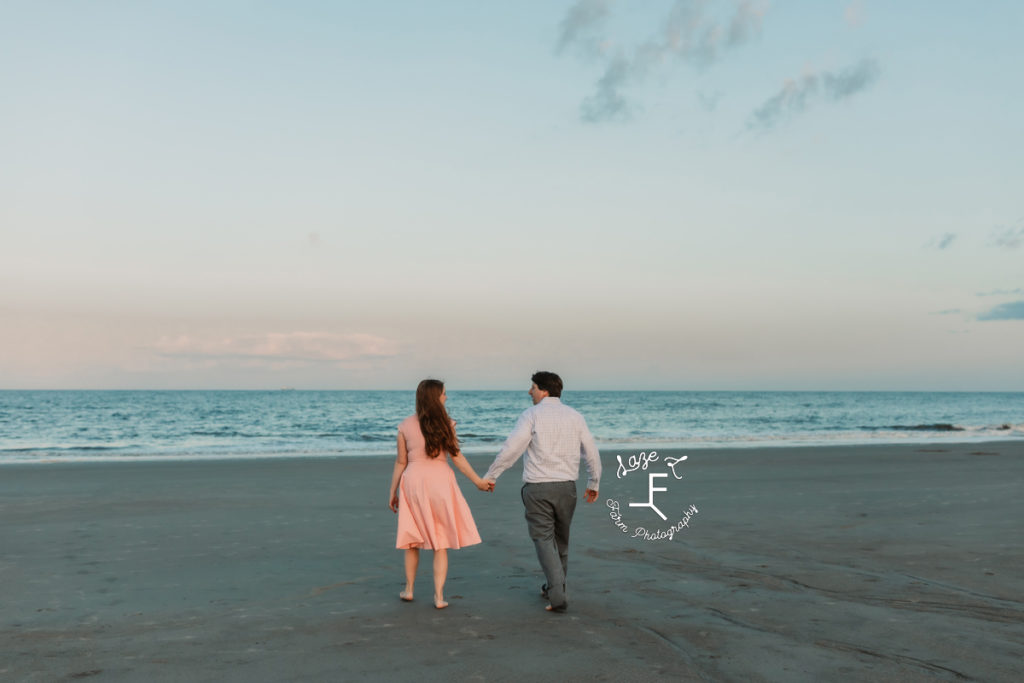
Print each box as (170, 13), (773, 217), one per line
(483, 371), (602, 613)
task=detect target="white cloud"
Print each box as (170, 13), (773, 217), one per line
(990, 224), (1024, 249)
(562, 0), (768, 123)
(748, 59), (881, 130)
(153, 332), (400, 364)
(978, 301), (1024, 321)
(924, 232), (956, 250)
(844, 1), (865, 28)
(557, 0), (612, 57)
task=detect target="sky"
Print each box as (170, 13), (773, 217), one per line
(2, 1), (1022, 391)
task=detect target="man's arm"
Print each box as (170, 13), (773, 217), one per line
(483, 410), (534, 483)
(579, 415), (602, 503)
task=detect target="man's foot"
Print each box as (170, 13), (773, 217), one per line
(545, 603), (567, 613)
(399, 591), (414, 602)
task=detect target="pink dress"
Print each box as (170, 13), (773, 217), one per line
(395, 415), (482, 550)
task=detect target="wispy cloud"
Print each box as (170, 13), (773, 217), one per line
(748, 59), (881, 130)
(924, 232), (957, 250)
(931, 309), (961, 316)
(844, 1), (865, 28)
(561, 0), (768, 123)
(557, 0), (612, 57)
(976, 288), (1024, 297)
(990, 224), (1024, 249)
(153, 332), (399, 365)
(582, 53), (634, 122)
(977, 301), (1024, 321)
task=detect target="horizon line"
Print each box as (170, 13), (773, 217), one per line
(2, 388), (1023, 394)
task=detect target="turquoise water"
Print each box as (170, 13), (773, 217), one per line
(1, 390), (1022, 463)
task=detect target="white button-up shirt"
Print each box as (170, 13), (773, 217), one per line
(484, 397), (602, 491)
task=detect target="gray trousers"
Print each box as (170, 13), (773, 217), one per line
(521, 481), (577, 608)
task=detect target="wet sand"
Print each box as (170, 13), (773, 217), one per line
(1, 442), (1022, 681)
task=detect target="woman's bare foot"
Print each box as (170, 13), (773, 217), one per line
(399, 590), (414, 602)
(434, 595), (448, 609)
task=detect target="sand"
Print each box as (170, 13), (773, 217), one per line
(1, 442), (1022, 682)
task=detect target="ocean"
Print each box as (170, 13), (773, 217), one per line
(1, 390), (1022, 463)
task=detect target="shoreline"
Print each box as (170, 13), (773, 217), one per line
(2, 442), (1022, 681)
(3, 436), (1024, 466)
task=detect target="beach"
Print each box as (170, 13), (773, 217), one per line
(2, 442), (1022, 682)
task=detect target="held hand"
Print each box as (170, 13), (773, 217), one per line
(484, 478), (496, 492)
(476, 479), (494, 492)
(389, 493), (399, 512)
(584, 488), (598, 503)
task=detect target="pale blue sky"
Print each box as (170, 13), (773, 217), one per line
(2, 1), (1022, 390)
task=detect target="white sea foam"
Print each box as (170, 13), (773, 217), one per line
(2, 391), (1022, 463)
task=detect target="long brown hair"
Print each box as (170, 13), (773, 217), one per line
(416, 379), (459, 459)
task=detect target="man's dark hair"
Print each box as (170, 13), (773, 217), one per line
(531, 371), (563, 398)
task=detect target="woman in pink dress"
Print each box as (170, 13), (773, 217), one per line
(388, 379), (491, 609)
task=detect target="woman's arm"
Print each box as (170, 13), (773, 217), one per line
(388, 431), (409, 512)
(449, 451), (493, 491)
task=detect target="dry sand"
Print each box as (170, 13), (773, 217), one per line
(1, 442), (1022, 682)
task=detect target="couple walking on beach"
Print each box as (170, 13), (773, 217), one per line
(387, 371), (602, 612)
